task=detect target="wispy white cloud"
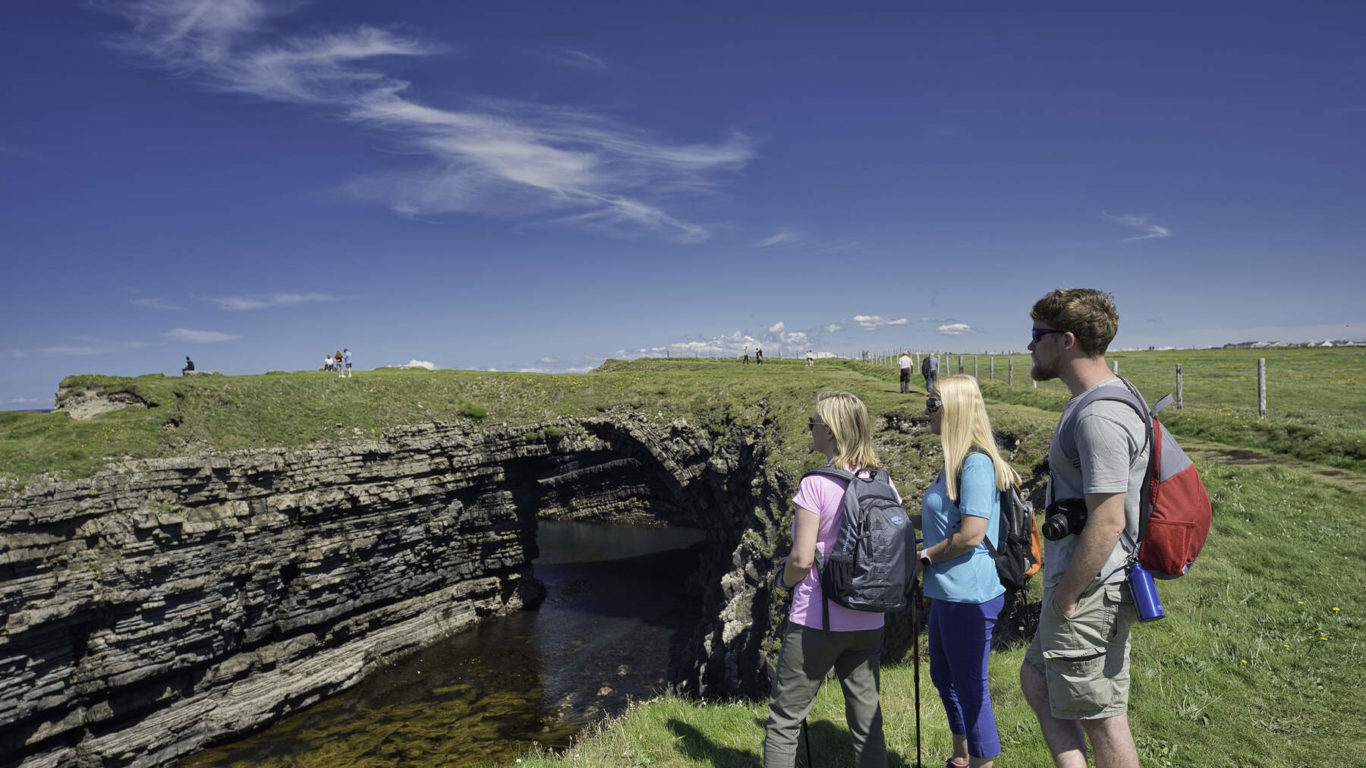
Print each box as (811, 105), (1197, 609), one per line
(937, 323), (974, 336)
(1103, 213), (1172, 242)
(13, 335), (154, 357)
(8, 396), (41, 404)
(212, 292), (340, 311)
(853, 315), (909, 330)
(164, 328), (241, 343)
(757, 230), (800, 248)
(397, 359), (436, 369)
(132, 297), (183, 310)
(550, 48), (607, 72)
(106, 1), (753, 242)
(26, 346), (107, 357)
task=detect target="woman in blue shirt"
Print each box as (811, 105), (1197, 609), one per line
(917, 375), (1020, 768)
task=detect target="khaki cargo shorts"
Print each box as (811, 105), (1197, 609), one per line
(1024, 581), (1137, 720)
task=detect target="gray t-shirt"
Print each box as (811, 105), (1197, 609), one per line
(1043, 379), (1149, 589)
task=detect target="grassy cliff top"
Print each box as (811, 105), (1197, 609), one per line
(0, 358), (973, 484)
(3, 347), (1363, 484)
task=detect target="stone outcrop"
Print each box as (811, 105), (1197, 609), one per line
(0, 415), (791, 768)
(51, 389), (149, 421)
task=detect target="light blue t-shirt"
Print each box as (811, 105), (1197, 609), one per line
(920, 452), (1006, 605)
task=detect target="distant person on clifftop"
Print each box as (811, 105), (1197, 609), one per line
(898, 350), (913, 394)
(324, 353), (334, 372)
(806, 350), (814, 367)
(341, 348), (353, 378)
(744, 347), (751, 365)
(757, 347), (764, 364)
(764, 390), (897, 768)
(182, 356), (194, 376)
(924, 351), (940, 391)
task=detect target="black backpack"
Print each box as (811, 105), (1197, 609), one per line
(957, 448), (1042, 591)
(805, 466), (914, 630)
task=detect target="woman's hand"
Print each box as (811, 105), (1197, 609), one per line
(773, 556), (790, 588)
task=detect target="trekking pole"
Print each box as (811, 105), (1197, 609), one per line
(910, 580), (923, 767)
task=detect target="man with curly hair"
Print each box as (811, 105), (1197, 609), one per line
(1020, 289), (1144, 768)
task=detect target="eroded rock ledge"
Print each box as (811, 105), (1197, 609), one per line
(0, 415), (790, 768)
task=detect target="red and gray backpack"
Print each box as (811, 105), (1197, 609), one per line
(1056, 378), (1212, 578)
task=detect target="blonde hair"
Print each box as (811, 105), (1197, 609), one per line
(934, 375), (1021, 501)
(816, 390), (879, 470)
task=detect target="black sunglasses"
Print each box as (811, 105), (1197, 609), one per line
(925, 396), (941, 413)
(807, 418), (824, 430)
(1031, 328), (1069, 343)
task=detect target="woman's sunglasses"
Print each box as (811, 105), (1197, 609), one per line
(925, 396), (941, 413)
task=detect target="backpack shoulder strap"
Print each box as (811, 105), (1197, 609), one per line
(1056, 378), (1152, 468)
(955, 447), (999, 551)
(1053, 377), (1156, 559)
(804, 465), (853, 633)
(804, 465), (855, 482)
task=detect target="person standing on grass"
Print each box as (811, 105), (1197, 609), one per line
(182, 356), (194, 375)
(924, 350), (940, 391)
(1020, 288), (1144, 768)
(918, 375), (1018, 768)
(764, 391), (896, 768)
(342, 348), (353, 378)
(806, 349), (815, 367)
(898, 351), (913, 394)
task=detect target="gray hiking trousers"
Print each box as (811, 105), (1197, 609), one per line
(763, 621), (887, 768)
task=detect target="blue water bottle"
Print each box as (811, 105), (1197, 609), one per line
(1127, 562), (1165, 622)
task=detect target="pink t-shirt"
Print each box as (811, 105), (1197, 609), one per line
(788, 470), (900, 632)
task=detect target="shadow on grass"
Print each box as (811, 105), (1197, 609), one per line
(665, 718), (915, 768)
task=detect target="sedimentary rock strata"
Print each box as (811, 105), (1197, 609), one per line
(0, 416), (789, 768)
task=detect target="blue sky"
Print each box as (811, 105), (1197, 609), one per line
(3, 1), (1363, 407)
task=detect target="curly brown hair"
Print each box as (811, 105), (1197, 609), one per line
(1030, 289), (1119, 358)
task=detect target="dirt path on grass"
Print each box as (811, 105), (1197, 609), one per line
(1181, 438), (1366, 496)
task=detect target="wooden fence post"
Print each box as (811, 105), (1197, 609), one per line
(990, 356), (995, 380)
(1258, 358), (1267, 416)
(957, 355), (963, 374)
(1176, 364), (1183, 409)
(973, 355), (978, 378)
(1112, 360), (1119, 375)
(1008, 357), (1014, 386)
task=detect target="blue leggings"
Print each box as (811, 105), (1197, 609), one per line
(927, 594), (1004, 758)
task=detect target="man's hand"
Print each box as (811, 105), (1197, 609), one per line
(1056, 593), (1079, 619)
(1053, 491), (1128, 615)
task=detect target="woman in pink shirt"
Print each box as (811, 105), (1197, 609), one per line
(763, 390), (894, 768)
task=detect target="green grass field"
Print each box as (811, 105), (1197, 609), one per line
(3, 349), (1364, 767)
(506, 459), (1365, 768)
(846, 346), (1366, 473)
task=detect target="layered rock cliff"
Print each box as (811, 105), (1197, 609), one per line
(0, 415), (790, 768)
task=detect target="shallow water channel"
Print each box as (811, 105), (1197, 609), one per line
(177, 520), (706, 768)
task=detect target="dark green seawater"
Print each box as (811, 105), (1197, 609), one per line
(176, 521), (705, 768)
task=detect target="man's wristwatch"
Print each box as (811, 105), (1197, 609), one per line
(918, 549), (932, 567)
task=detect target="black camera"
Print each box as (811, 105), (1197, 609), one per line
(1042, 498), (1089, 541)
